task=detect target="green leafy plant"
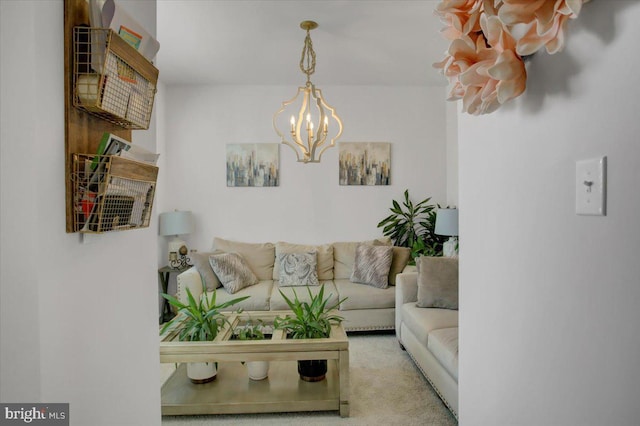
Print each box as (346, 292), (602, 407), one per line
(377, 189), (435, 248)
(161, 284), (249, 342)
(378, 189), (449, 262)
(273, 285), (346, 339)
(235, 318), (266, 341)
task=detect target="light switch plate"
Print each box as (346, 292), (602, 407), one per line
(576, 156), (606, 216)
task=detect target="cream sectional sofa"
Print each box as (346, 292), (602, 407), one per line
(176, 237), (411, 331)
(395, 260), (459, 418)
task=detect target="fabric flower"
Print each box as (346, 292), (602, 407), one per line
(498, 0), (589, 55)
(435, 15), (526, 115)
(434, 0), (485, 39)
(433, 0), (588, 114)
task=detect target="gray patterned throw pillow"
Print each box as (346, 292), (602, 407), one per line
(208, 252), (259, 294)
(278, 252), (319, 287)
(350, 244), (393, 289)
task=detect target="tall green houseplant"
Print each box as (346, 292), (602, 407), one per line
(377, 189), (448, 261)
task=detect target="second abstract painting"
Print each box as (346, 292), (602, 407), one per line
(339, 142), (391, 186)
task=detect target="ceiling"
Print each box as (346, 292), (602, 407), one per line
(156, 0), (449, 87)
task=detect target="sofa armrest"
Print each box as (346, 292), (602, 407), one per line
(395, 271), (418, 339)
(176, 267), (204, 305)
(401, 264), (418, 274)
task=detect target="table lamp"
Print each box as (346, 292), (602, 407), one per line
(435, 208), (458, 257)
(159, 210), (194, 269)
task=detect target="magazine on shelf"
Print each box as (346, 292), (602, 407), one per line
(119, 145), (159, 165)
(88, 0), (160, 73)
(100, 0), (160, 61)
(88, 133), (132, 191)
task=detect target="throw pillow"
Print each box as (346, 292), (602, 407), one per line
(350, 244), (393, 289)
(416, 256), (458, 310)
(388, 246), (411, 285)
(277, 252), (319, 287)
(273, 242), (334, 280)
(190, 250), (223, 291)
(332, 238), (391, 280)
(212, 237), (275, 280)
(208, 252), (259, 294)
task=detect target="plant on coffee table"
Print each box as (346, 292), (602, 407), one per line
(273, 284), (346, 382)
(234, 318), (270, 380)
(161, 285), (249, 383)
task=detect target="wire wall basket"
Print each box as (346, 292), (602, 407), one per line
(72, 153), (158, 233)
(73, 27), (158, 130)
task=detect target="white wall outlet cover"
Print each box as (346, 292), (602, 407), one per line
(576, 156), (606, 216)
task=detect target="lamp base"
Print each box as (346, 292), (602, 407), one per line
(168, 238), (191, 269)
(443, 237), (458, 257)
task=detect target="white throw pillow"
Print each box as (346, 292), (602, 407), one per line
(277, 252), (319, 287)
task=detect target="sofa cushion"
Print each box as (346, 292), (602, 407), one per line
(332, 238), (390, 280)
(387, 246), (411, 285)
(273, 242), (334, 280)
(277, 251), (319, 287)
(190, 250), (223, 291)
(427, 327), (459, 381)
(209, 252), (259, 294)
(205, 280), (273, 312)
(334, 279), (395, 310)
(416, 256), (459, 310)
(213, 237), (275, 280)
(270, 281), (340, 311)
(401, 303), (459, 346)
(350, 244), (393, 289)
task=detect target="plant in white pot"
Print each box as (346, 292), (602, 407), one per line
(273, 285), (346, 382)
(234, 318), (269, 380)
(161, 286), (249, 384)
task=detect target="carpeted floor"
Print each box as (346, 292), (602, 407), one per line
(160, 332), (457, 425)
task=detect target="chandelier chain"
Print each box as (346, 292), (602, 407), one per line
(299, 31), (316, 85)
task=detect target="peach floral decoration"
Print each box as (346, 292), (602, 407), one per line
(434, 0), (590, 115)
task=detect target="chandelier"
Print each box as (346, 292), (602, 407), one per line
(273, 21), (343, 163)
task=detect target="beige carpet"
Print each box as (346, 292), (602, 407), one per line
(160, 333), (457, 426)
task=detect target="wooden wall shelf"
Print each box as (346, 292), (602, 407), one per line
(64, 0), (159, 233)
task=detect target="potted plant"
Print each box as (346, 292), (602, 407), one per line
(234, 318), (270, 380)
(377, 189), (448, 263)
(273, 285), (346, 382)
(161, 286), (249, 384)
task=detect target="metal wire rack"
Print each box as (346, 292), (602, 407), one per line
(73, 27), (158, 130)
(72, 153), (158, 233)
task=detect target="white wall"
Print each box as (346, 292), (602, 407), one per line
(445, 100), (458, 206)
(0, 2), (161, 425)
(459, 2), (640, 424)
(162, 84), (448, 250)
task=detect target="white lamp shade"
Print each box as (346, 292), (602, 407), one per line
(159, 211), (194, 236)
(435, 208), (458, 237)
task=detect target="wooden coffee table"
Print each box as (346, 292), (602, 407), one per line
(160, 311), (350, 417)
